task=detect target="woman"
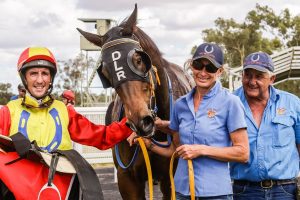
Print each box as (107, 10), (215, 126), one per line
(131, 43), (249, 200)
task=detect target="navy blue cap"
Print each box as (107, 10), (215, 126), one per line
(243, 52), (274, 72)
(192, 43), (224, 68)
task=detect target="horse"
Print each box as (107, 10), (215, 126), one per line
(78, 4), (194, 199)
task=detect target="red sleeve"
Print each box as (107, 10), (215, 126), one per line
(67, 106), (132, 150)
(0, 106), (11, 136)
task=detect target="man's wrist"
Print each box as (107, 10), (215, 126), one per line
(148, 143), (155, 151)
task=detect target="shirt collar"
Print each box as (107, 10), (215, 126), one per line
(269, 85), (280, 102)
(22, 93), (54, 108)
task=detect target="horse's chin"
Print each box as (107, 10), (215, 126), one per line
(125, 119), (155, 138)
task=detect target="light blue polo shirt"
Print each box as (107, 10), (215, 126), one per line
(170, 81), (247, 197)
(231, 86), (300, 181)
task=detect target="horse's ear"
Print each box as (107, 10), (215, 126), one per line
(77, 28), (105, 47)
(121, 4), (137, 36)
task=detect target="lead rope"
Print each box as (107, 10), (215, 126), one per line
(136, 137), (153, 200)
(170, 152), (195, 200)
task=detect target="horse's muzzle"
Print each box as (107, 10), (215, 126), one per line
(126, 115), (155, 138)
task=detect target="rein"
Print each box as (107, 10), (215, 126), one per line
(170, 152), (195, 200)
(115, 104), (154, 199)
(109, 39), (175, 200)
(150, 70), (173, 147)
(115, 66), (173, 169)
(115, 104), (140, 169)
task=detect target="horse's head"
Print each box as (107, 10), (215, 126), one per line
(77, 5), (157, 137)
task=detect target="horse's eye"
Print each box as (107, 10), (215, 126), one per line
(132, 53), (146, 73)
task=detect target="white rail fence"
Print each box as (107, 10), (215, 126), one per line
(73, 106), (114, 164)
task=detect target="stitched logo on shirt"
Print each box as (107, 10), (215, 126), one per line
(207, 109), (216, 118)
(277, 108), (286, 115)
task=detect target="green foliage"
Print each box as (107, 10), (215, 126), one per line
(199, 3), (300, 94)
(0, 83), (13, 105)
(275, 80), (300, 97)
(201, 3), (300, 68)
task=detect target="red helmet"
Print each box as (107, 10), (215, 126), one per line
(17, 47), (57, 74)
(17, 47), (57, 96)
(62, 90), (75, 101)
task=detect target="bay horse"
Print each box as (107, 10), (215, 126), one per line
(78, 4), (194, 200)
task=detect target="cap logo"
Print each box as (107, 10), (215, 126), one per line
(204, 45), (214, 54)
(251, 54), (260, 62)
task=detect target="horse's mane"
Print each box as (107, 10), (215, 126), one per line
(118, 19), (194, 96)
(134, 27), (165, 68)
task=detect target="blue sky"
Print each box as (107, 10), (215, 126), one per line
(0, 0), (299, 93)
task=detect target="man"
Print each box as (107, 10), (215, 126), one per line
(9, 83), (26, 100)
(61, 89), (75, 106)
(0, 47), (132, 199)
(230, 51), (300, 200)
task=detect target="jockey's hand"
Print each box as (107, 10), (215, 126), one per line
(127, 133), (152, 149)
(127, 132), (138, 146)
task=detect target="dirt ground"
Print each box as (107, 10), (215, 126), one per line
(96, 167), (163, 200)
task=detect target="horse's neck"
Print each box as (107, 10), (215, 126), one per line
(134, 28), (164, 67)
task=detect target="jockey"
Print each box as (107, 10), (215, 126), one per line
(0, 47), (132, 199)
(9, 83), (26, 100)
(61, 89), (75, 106)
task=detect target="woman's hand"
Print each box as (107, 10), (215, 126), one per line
(154, 117), (164, 130)
(176, 144), (207, 160)
(154, 117), (171, 133)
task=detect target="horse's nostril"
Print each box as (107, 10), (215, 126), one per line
(139, 115), (154, 136)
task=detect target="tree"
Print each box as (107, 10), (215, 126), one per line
(55, 52), (94, 91)
(202, 4), (286, 68)
(275, 80), (300, 97)
(54, 52), (96, 105)
(200, 4), (300, 96)
(0, 83), (13, 104)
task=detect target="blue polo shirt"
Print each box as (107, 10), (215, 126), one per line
(231, 86), (300, 181)
(170, 81), (247, 197)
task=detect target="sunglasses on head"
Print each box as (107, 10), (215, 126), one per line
(191, 60), (219, 73)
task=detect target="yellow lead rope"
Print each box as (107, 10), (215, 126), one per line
(170, 152), (195, 200)
(136, 138), (153, 200)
